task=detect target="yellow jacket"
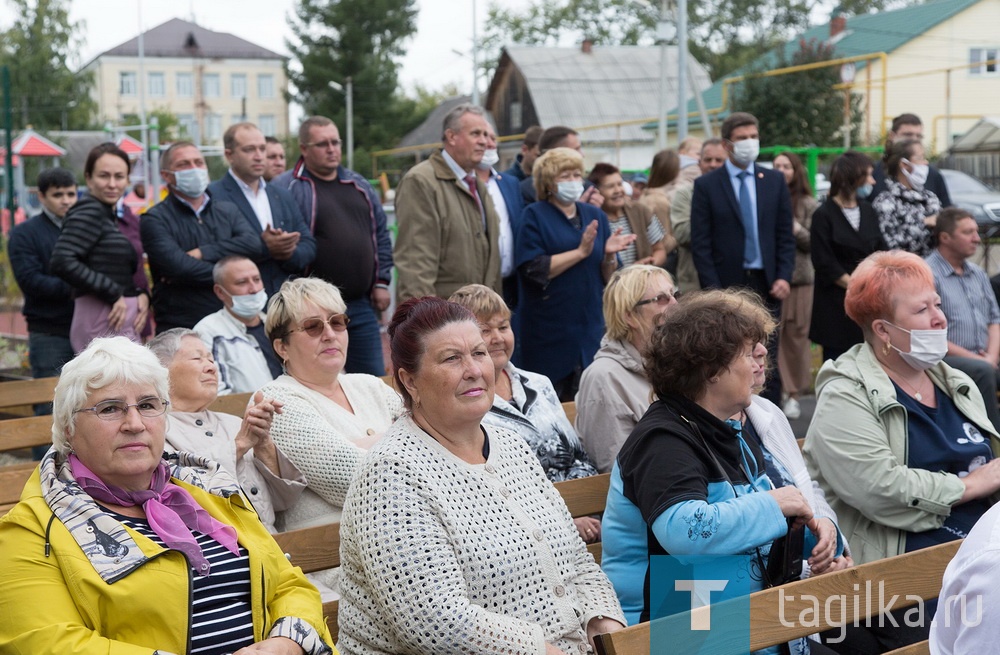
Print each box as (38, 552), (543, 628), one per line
(0, 451), (334, 655)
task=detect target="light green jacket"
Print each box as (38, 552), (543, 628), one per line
(803, 343), (1000, 564)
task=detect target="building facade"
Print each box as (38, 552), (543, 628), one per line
(82, 18), (289, 144)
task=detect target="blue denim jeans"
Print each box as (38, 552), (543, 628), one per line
(344, 298), (386, 376)
(28, 331), (75, 459)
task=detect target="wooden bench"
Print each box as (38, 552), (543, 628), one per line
(594, 540), (959, 655)
(0, 392), (255, 515)
(272, 522), (342, 641)
(554, 472), (609, 564)
(0, 376), (60, 417)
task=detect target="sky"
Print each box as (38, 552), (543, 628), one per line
(48, 0), (532, 97)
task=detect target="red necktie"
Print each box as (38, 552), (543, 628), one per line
(464, 174), (485, 229)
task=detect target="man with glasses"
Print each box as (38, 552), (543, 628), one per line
(141, 141), (262, 332)
(273, 116), (392, 376)
(208, 123), (315, 296)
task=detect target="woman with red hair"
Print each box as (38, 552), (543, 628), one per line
(804, 250), (1000, 652)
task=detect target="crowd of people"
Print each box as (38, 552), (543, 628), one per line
(2, 104), (999, 654)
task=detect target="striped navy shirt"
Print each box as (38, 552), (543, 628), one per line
(926, 249), (1000, 352)
(114, 512), (256, 655)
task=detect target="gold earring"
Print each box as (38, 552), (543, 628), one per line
(882, 340), (891, 357)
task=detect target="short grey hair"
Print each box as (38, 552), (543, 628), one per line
(265, 277), (347, 342)
(160, 140), (197, 171)
(441, 104), (487, 141)
(52, 337), (171, 456)
(147, 328), (203, 368)
(212, 255), (255, 286)
(298, 116), (334, 147)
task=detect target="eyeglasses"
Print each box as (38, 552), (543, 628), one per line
(306, 139), (342, 150)
(634, 291), (676, 309)
(74, 397), (169, 421)
(291, 314), (351, 337)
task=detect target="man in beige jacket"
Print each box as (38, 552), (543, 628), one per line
(394, 104), (502, 300)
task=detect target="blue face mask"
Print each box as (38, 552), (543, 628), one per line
(856, 184), (873, 199)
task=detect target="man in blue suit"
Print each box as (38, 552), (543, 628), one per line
(690, 111), (795, 404)
(477, 126), (525, 309)
(208, 123), (316, 297)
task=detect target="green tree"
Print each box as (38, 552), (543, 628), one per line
(286, 0), (422, 154)
(0, 0), (95, 130)
(482, 0), (911, 80)
(730, 38), (862, 147)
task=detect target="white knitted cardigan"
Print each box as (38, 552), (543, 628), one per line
(338, 415), (625, 655)
(258, 374), (404, 530)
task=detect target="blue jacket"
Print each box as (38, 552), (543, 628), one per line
(273, 159), (393, 289)
(690, 163), (796, 290)
(515, 201), (608, 383)
(206, 174), (316, 296)
(495, 170), (526, 245)
(7, 212), (74, 336)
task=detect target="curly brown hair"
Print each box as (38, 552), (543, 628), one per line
(645, 289), (775, 401)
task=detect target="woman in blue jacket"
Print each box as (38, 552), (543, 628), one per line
(515, 147), (634, 400)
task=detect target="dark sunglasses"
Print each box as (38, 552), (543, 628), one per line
(633, 291), (676, 309)
(292, 314), (350, 337)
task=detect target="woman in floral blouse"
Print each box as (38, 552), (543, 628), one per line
(871, 138), (941, 257)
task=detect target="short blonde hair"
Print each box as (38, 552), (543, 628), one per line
(265, 277), (348, 342)
(52, 337), (170, 456)
(533, 147), (584, 201)
(448, 284), (511, 322)
(603, 265), (675, 342)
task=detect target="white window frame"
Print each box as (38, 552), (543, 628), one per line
(176, 73), (193, 97)
(148, 72), (165, 97)
(119, 72), (137, 96)
(203, 73), (221, 98)
(970, 47), (1000, 76)
(257, 74), (275, 99)
(231, 73), (247, 99)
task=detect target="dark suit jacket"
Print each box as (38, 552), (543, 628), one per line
(808, 198), (887, 351)
(690, 163), (796, 290)
(868, 161), (952, 208)
(207, 174), (316, 296)
(496, 171), (525, 243)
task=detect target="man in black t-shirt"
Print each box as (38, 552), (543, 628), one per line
(273, 116), (393, 376)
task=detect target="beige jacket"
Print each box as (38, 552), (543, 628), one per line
(668, 184), (701, 294)
(394, 151), (502, 300)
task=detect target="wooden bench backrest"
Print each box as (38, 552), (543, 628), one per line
(594, 540), (960, 655)
(273, 523), (342, 640)
(0, 376), (59, 412)
(561, 401), (577, 426)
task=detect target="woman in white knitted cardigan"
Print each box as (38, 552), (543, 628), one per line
(338, 296), (626, 655)
(258, 277), (404, 531)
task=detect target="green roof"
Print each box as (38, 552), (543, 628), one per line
(669, 0), (982, 122)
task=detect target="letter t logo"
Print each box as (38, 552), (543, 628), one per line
(675, 580), (730, 630)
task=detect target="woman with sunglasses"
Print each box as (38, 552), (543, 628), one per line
(0, 337), (333, 654)
(575, 265), (678, 473)
(258, 277), (404, 533)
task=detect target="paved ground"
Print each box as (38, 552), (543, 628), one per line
(786, 394), (816, 440)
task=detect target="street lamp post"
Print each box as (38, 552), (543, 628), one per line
(653, 0), (676, 150)
(328, 78), (354, 171)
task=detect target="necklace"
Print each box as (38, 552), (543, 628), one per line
(496, 369), (512, 401)
(881, 361), (930, 402)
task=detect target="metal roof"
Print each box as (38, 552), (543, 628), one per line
(495, 45), (711, 142)
(94, 17), (283, 61)
(950, 116), (1000, 153)
(679, 0), (982, 116)
(396, 95), (472, 149)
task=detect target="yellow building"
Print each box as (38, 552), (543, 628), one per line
(82, 18), (289, 144)
(681, 0), (1000, 154)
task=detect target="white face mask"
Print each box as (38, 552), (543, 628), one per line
(170, 167), (210, 198)
(902, 160), (929, 190)
(555, 180), (584, 204)
(731, 139), (760, 167)
(224, 288), (268, 319)
(885, 321), (947, 370)
(477, 148), (500, 170)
